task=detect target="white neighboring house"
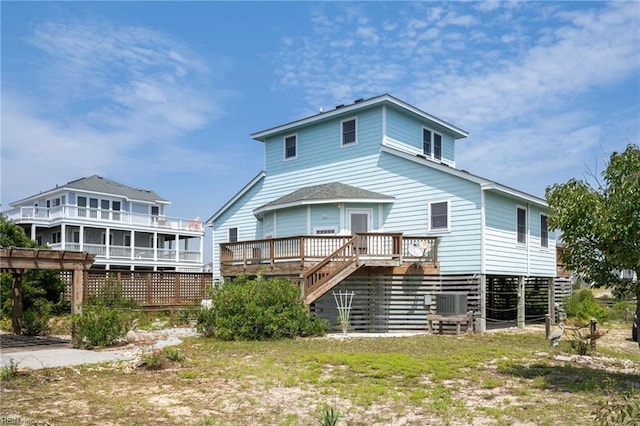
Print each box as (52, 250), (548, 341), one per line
(2, 175), (205, 272)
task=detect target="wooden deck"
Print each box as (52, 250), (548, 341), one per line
(220, 233), (439, 304)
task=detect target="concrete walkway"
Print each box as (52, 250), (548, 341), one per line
(0, 328), (198, 370)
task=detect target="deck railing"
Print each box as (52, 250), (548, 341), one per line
(220, 233), (438, 269)
(49, 243), (201, 263)
(3, 205), (203, 232)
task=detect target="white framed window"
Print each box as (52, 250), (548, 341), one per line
(428, 200), (450, 232)
(422, 127), (443, 161)
(540, 214), (549, 248)
(228, 227), (238, 243)
(284, 134), (297, 160)
(341, 118), (357, 146)
(314, 227), (337, 235)
(517, 206), (527, 244)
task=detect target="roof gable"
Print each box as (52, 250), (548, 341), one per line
(10, 175), (168, 206)
(64, 175), (168, 203)
(251, 94), (469, 141)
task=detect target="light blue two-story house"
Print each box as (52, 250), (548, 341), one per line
(206, 95), (556, 332)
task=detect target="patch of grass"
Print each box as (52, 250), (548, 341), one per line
(0, 358), (20, 381)
(1, 325), (638, 425)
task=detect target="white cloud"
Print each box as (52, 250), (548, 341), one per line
(270, 2), (639, 196)
(1, 18), (228, 206)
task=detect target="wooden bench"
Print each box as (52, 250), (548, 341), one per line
(426, 311), (474, 335)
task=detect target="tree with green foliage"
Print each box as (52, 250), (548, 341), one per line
(0, 215), (38, 248)
(0, 215), (67, 333)
(546, 144), (639, 347)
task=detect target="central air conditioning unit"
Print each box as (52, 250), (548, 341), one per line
(435, 292), (468, 316)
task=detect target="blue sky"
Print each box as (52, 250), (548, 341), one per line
(2, 1), (639, 259)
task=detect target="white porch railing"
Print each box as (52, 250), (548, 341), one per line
(47, 243), (201, 263)
(3, 205), (203, 232)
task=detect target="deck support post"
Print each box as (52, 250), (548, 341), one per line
(478, 274), (487, 333)
(548, 277), (555, 322)
(517, 276), (525, 329)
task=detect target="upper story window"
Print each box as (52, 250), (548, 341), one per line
(228, 227), (238, 243)
(423, 127), (443, 161)
(342, 118), (357, 146)
(540, 214), (549, 248)
(517, 206), (527, 244)
(284, 134), (297, 160)
(428, 200), (450, 232)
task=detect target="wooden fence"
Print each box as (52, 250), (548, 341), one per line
(60, 270), (213, 306)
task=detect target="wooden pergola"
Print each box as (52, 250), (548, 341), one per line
(0, 247), (95, 334)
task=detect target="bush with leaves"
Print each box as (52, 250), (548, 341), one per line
(22, 299), (53, 336)
(563, 289), (608, 323)
(594, 390), (640, 425)
(197, 276), (327, 340)
(71, 304), (134, 349)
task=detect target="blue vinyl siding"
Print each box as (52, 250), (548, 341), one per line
(213, 151), (483, 276)
(274, 207), (307, 237)
(385, 107), (455, 164)
(310, 205), (340, 233)
(483, 191), (555, 276)
(265, 107), (382, 176)
(212, 99), (554, 280)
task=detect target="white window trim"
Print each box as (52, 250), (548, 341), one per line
(341, 117), (358, 147)
(346, 208), (372, 233)
(422, 126), (444, 161)
(428, 199), (451, 233)
(516, 205), (527, 245)
(283, 134), (298, 160)
(540, 212), (549, 249)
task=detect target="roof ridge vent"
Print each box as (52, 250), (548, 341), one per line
(354, 98), (364, 103)
(335, 104), (345, 109)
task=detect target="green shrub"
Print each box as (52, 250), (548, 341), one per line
(197, 276), (327, 340)
(594, 390), (640, 425)
(139, 349), (169, 370)
(609, 301), (636, 322)
(22, 299), (52, 336)
(71, 305), (133, 349)
(563, 289), (608, 323)
(163, 346), (185, 362)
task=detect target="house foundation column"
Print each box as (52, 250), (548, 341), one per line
(517, 276), (525, 329)
(548, 277), (555, 322)
(478, 274), (487, 333)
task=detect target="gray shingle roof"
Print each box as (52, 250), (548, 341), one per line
(63, 175), (168, 203)
(256, 182), (394, 213)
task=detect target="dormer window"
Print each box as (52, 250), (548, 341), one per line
(342, 118), (357, 146)
(423, 127), (443, 161)
(284, 134), (297, 160)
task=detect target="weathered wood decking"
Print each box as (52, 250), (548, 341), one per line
(220, 233), (439, 304)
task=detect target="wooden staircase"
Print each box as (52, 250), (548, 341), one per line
(303, 236), (363, 305)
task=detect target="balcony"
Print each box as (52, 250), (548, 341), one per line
(220, 233), (439, 304)
(3, 205), (203, 233)
(50, 243), (202, 264)
(220, 233), (438, 276)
